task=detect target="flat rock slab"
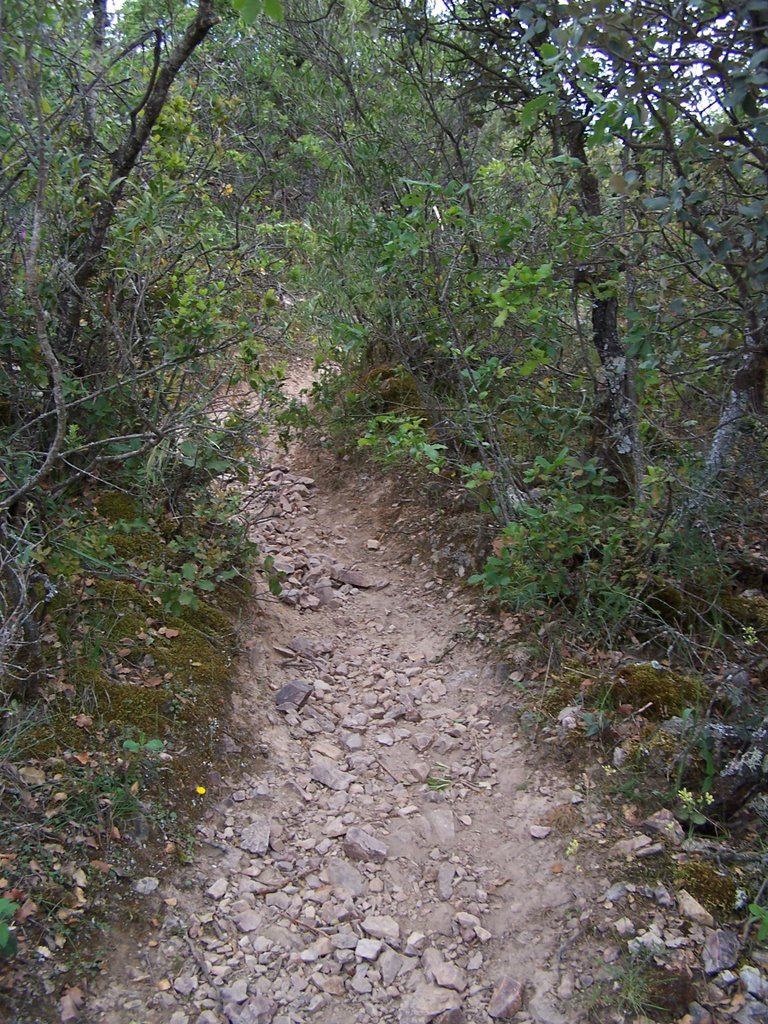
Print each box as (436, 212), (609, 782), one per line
(275, 680), (313, 711)
(344, 826), (388, 863)
(330, 565), (389, 589)
(240, 818), (271, 855)
(399, 984), (462, 1024)
(310, 757), (351, 791)
(703, 929), (740, 974)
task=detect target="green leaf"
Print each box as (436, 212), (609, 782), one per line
(262, 0), (284, 19)
(181, 561), (197, 581)
(232, 0), (264, 22)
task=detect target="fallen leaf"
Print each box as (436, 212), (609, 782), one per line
(16, 899), (37, 923)
(551, 862), (564, 874)
(156, 978), (171, 991)
(73, 753), (90, 766)
(89, 861), (113, 874)
(59, 985), (84, 1021)
(72, 868), (87, 887)
(159, 627), (180, 638)
(129, 781), (139, 796)
(73, 715), (92, 729)
(143, 676), (163, 688)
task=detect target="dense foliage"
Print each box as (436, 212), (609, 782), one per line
(0, 0), (767, 1006)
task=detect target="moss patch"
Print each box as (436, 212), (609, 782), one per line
(723, 593), (768, 642)
(615, 663), (706, 719)
(94, 492), (141, 522)
(674, 859), (737, 917)
(109, 530), (167, 565)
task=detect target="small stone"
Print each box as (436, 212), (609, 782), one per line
(240, 818), (271, 855)
(613, 917), (636, 938)
(703, 929), (741, 974)
(206, 878), (228, 899)
(275, 679), (313, 711)
(423, 950), (466, 993)
(356, 938), (383, 961)
(641, 808), (685, 846)
(406, 931), (428, 955)
(232, 789), (248, 802)
(343, 826), (388, 863)
(133, 876), (159, 895)
(316, 976), (345, 996)
(740, 966), (768, 1000)
(236, 910), (263, 933)
(488, 976), (525, 1019)
(380, 949), (407, 985)
(679, 890), (715, 928)
(174, 975), (198, 996)
(222, 978), (249, 1004)
(361, 914), (400, 943)
(529, 825), (552, 839)
(366, 539), (381, 550)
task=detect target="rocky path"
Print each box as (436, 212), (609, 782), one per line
(88, 409), (605, 1024)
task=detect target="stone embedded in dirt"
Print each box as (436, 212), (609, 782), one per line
(133, 876), (159, 895)
(641, 808), (685, 846)
(361, 914), (400, 943)
(678, 889), (715, 928)
(529, 825), (552, 839)
(406, 931), (428, 955)
(612, 834), (653, 856)
(275, 680), (313, 712)
(398, 984), (463, 1024)
(225, 996), (277, 1024)
(423, 807), (456, 849)
(366, 539), (381, 550)
(703, 929), (741, 974)
(325, 857), (365, 897)
(223, 978), (249, 1004)
(613, 917), (636, 938)
(173, 975), (198, 995)
(329, 565), (386, 589)
(236, 910), (263, 933)
(310, 758), (351, 791)
(315, 975), (345, 996)
(488, 976), (525, 1019)
(432, 1011), (465, 1024)
(422, 949), (467, 993)
(240, 818), (271, 855)
(437, 863), (455, 900)
(343, 826), (388, 862)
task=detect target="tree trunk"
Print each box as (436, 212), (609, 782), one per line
(687, 327), (768, 516)
(564, 117), (643, 494)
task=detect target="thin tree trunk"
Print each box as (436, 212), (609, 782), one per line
(58, 0), (220, 369)
(564, 118), (642, 494)
(687, 329), (768, 515)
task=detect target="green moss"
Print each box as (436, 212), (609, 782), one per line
(675, 860), (737, 917)
(93, 578), (158, 618)
(94, 492), (141, 522)
(723, 593), (768, 642)
(94, 679), (169, 736)
(615, 663), (706, 719)
(176, 602), (236, 643)
(110, 530), (167, 565)
(152, 631), (230, 689)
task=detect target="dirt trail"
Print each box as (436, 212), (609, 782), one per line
(87, 370), (606, 1024)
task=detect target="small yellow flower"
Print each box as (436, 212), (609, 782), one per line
(195, 785), (207, 795)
